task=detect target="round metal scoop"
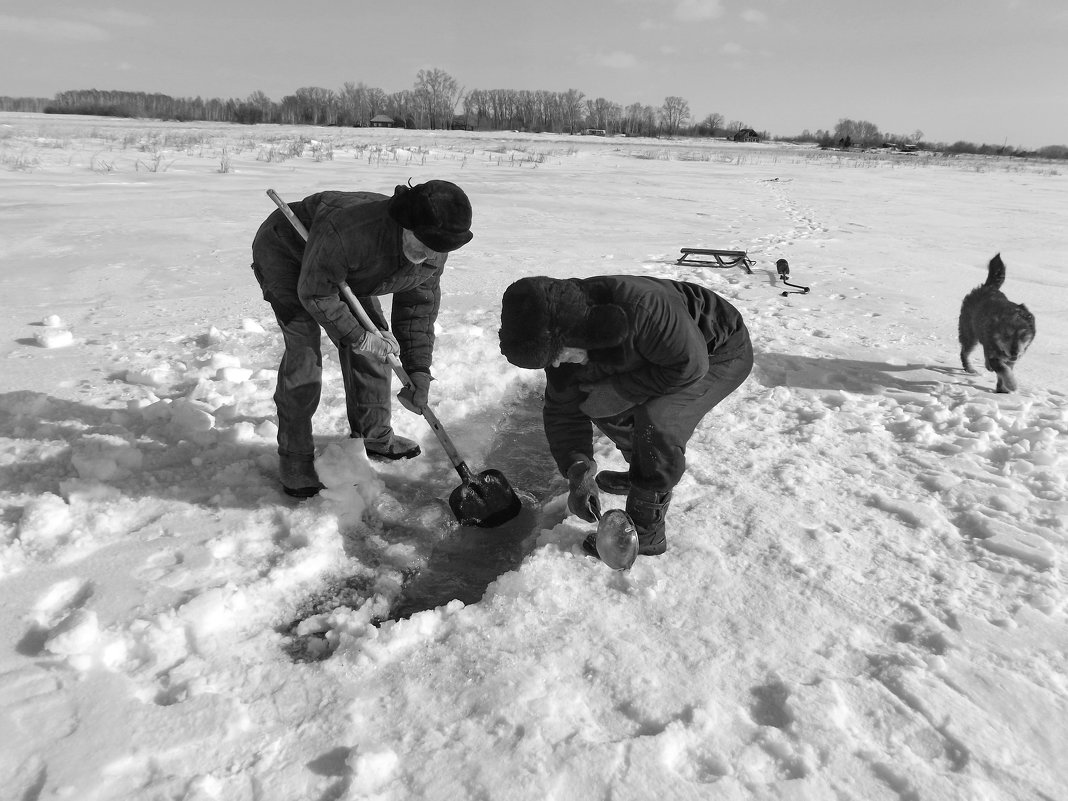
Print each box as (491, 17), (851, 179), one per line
(594, 509), (638, 570)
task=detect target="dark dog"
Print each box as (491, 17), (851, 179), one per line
(958, 254), (1035, 393)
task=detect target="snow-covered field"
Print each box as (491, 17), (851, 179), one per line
(1, 112), (1066, 800)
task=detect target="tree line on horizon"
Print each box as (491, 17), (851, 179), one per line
(0, 74), (716, 139)
(1, 67), (1064, 159)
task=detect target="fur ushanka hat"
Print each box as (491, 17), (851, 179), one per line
(498, 277), (629, 369)
(387, 179), (473, 252)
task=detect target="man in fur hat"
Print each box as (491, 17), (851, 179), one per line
(499, 275), (752, 557)
(251, 180), (473, 497)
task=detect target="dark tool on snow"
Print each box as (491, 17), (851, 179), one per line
(266, 188), (522, 528)
(776, 258), (810, 296)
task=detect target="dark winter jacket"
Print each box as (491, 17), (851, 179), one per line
(543, 275), (749, 473)
(252, 191), (444, 375)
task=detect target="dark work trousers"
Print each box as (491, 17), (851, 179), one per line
(594, 336), (754, 494)
(252, 263), (394, 459)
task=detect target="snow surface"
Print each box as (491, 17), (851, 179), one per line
(1, 112), (1067, 800)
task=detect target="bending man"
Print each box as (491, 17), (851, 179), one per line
(499, 275), (752, 557)
(252, 180), (473, 497)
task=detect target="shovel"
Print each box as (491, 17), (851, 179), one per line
(266, 189), (523, 528)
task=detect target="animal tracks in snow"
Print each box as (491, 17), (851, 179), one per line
(20, 577), (96, 660)
(749, 177), (833, 254)
(661, 314), (1065, 794)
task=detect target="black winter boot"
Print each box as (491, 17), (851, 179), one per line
(364, 434), (421, 461)
(595, 470), (630, 496)
(280, 455), (324, 498)
(626, 487), (672, 555)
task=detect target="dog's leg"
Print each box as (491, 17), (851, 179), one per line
(987, 351), (1017, 393)
(958, 318), (978, 374)
(960, 342), (978, 374)
(993, 365), (1016, 393)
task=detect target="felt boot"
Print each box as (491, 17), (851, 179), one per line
(626, 487), (672, 555)
(594, 470), (630, 496)
(280, 454), (323, 498)
(364, 434), (421, 461)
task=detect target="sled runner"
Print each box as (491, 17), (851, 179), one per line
(676, 248), (754, 274)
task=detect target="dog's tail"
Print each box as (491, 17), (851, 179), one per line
(984, 253), (1006, 289)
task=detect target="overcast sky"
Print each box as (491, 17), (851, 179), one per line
(1, 0), (1065, 148)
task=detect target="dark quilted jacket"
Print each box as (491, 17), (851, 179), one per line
(253, 191), (444, 374)
(543, 275), (749, 474)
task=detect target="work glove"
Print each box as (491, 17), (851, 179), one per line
(566, 455), (601, 523)
(579, 381), (633, 419)
(398, 370), (432, 414)
(351, 329), (400, 363)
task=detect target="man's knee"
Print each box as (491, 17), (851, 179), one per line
(632, 437), (686, 494)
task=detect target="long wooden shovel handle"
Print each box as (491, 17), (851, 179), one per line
(265, 189), (471, 480)
(266, 188), (309, 239)
(336, 284), (469, 476)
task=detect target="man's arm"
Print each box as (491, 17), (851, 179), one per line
(543, 367), (596, 476)
(296, 218), (364, 345)
(390, 261), (443, 375)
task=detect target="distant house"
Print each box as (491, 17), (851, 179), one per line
(583, 128), (607, 136)
(370, 114), (397, 128)
(733, 128), (760, 142)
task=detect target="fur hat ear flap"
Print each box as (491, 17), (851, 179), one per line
(569, 304), (628, 350)
(499, 277), (564, 369)
(498, 277), (629, 368)
(388, 183), (433, 230)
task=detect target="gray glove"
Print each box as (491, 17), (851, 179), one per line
(351, 329), (400, 362)
(398, 370), (432, 414)
(566, 455), (601, 523)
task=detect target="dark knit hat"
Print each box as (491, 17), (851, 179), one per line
(387, 179), (473, 252)
(499, 277), (628, 369)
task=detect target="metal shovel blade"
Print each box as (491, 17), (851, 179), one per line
(448, 468), (523, 528)
(595, 509), (639, 570)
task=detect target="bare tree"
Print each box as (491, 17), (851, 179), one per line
(659, 96), (690, 136)
(514, 90), (536, 131)
(366, 87), (388, 119)
(605, 101), (623, 134)
(628, 103), (659, 137)
(244, 91), (274, 123)
(581, 97), (621, 132)
(385, 90), (415, 127)
(339, 82), (372, 127)
(623, 103), (646, 137)
(463, 89), (490, 129)
(834, 118), (882, 147)
(536, 90), (560, 131)
(561, 88), (586, 134)
(413, 68), (462, 129)
(700, 112), (724, 136)
(288, 87), (337, 125)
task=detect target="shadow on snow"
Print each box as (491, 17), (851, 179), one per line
(279, 386), (564, 661)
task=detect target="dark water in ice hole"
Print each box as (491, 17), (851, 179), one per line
(280, 394), (564, 661)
